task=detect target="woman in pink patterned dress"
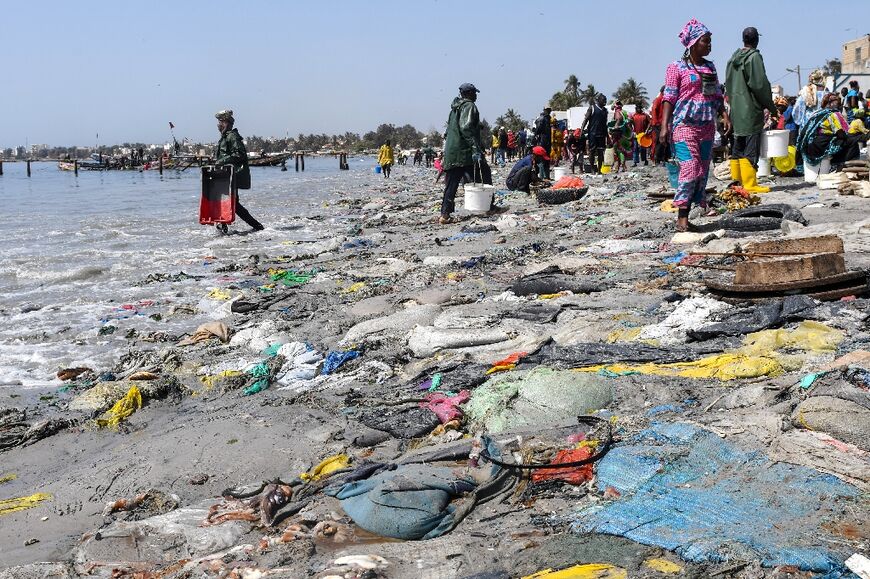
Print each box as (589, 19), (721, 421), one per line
(659, 18), (731, 231)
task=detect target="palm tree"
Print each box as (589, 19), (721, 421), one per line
(579, 84), (598, 105)
(564, 74), (581, 100)
(822, 58), (841, 77)
(613, 78), (649, 109)
(495, 108), (528, 132)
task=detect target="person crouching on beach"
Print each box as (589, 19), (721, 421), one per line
(506, 145), (550, 193)
(214, 109), (264, 232)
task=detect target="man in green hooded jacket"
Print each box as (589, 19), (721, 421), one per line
(439, 83), (485, 224)
(214, 109), (264, 232)
(725, 27), (778, 193)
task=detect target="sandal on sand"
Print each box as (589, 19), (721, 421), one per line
(438, 216), (453, 225)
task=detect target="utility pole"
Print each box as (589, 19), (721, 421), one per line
(786, 65), (802, 93)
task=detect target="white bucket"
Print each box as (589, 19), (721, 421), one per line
(552, 166), (568, 180)
(761, 130), (789, 158)
(804, 158), (832, 183)
(757, 158), (771, 177)
(463, 184), (493, 212)
(603, 147), (615, 166)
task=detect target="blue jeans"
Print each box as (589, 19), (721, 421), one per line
(632, 142), (648, 165)
(496, 149), (506, 166)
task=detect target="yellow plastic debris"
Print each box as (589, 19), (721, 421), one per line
(577, 353), (783, 381)
(539, 291), (568, 300)
(644, 558), (683, 574)
(0, 492), (52, 517)
(0, 473), (17, 485)
(200, 370), (243, 389)
(606, 327), (642, 343)
(95, 385), (142, 428)
(207, 288), (233, 301)
(523, 563), (628, 579)
(300, 454), (351, 482)
(343, 282), (366, 293)
(741, 321), (843, 356)
(660, 199), (677, 213)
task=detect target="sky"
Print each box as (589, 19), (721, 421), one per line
(1, 0), (866, 147)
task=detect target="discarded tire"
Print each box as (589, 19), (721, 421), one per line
(536, 187), (588, 205)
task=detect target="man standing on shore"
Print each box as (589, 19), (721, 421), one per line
(581, 94), (609, 173)
(440, 83), (484, 225)
(725, 26), (777, 193)
(214, 109), (264, 232)
(533, 107), (552, 178)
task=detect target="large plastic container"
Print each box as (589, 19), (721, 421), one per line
(804, 158), (831, 183)
(603, 147), (615, 165)
(374, 165), (382, 174)
(761, 130), (789, 158)
(464, 184), (493, 212)
(553, 166), (569, 180)
(757, 158), (771, 177)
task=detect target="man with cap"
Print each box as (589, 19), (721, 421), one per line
(214, 109), (264, 232)
(725, 26), (778, 193)
(440, 82), (485, 224)
(533, 107), (552, 178)
(506, 145), (550, 193)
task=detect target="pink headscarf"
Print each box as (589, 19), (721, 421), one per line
(679, 18), (710, 48)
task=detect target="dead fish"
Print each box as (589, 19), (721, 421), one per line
(259, 483), (292, 526)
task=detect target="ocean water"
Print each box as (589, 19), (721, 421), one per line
(0, 156), (378, 388)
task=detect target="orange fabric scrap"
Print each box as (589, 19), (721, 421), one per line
(531, 447), (595, 485)
(486, 351), (528, 374)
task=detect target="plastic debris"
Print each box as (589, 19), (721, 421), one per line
(321, 350), (361, 375)
(0, 492), (52, 517)
(95, 385), (142, 428)
(300, 454), (351, 482)
(522, 563), (628, 579)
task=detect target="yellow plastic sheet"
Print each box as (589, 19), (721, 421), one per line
(200, 370), (242, 389)
(207, 288), (233, 300)
(660, 199), (677, 213)
(342, 282), (366, 293)
(741, 321), (843, 356)
(0, 492), (52, 517)
(0, 473), (16, 484)
(95, 385), (142, 428)
(606, 327), (642, 343)
(577, 353), (783, 381)
(523, 563), (628, 579)
(300, 454), (350, 482)
(644, 558), (683, 574)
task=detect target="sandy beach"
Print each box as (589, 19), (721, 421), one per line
(2, 160), (870, 578)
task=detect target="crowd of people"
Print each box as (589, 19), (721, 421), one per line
(214, 19), (869, 233)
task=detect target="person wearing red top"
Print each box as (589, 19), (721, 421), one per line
(631, 105), (651, 166)
(649, 86), (665, 163)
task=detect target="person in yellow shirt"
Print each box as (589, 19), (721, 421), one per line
(377, 140), (394, 178)
(490, 132), (500, 165)
(550, 118), (564, 165)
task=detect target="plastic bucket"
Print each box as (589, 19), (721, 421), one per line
(603, 147), (615, 165)
(665, 161), (679, 189)
(600, 164), (612, 174)
(464, 184), (493, 212)
(374, 165), (382, 174)
(774, 146), (796, 173)
(757, 158), (771, 177)
(637, 132), (653, 148)
(553, 166), (569, 180)
(804, 158), (831, 183)
(761, 130), (789, 158)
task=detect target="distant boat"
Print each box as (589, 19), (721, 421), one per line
(57, 160), (76, 171)
(248, 152), (292, 167)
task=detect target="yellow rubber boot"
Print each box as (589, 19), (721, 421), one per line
(739, 158), (770, 193)
(729, 159), (741, 182)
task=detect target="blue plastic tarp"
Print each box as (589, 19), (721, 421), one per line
(571, 422), (860, 573)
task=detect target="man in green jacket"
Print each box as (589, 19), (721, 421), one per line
(439, 83), (485, 224)
(725, 27), (778, 193)
(214, 109), (264, 232)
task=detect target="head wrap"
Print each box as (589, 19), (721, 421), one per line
(215, 109), (234, 122)
(821, 92), (840, 109)
(849, 119), (868, 135)
(808, 70), (824, 86)
(679, 18), (710, 48)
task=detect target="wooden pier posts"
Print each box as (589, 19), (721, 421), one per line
(26, 159), (31, 177)
(74, 159), (79, 175)
(339, 153), (349, 170)
(159, 156), (163, 175)
(295, 153), (305, 172)
(0, 160), (3, 176)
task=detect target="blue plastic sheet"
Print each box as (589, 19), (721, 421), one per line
(321, 350), (360, 375)
(572, 422), (859, 573)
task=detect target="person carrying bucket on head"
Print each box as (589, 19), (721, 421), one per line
(725, 26), (778, 193)
(214, 109), (264, 233)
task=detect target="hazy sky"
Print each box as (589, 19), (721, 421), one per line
(2, 0), (864, 147)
